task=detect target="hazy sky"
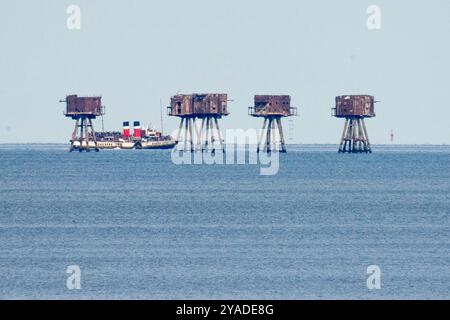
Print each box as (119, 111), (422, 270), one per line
(0, 0), (449, 144)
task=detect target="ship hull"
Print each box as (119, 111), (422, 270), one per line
(93, 140), (176, 150)
(137, 140), (177, 150)
(96, 141), (120, 149)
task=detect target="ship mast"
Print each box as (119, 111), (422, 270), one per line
(160, 98), (164, 135)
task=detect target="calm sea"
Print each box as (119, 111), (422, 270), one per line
(0, 144), (449, 299)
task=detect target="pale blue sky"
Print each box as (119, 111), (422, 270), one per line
(0, 0), (449, 144)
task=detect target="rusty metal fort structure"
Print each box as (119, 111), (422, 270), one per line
(59, 93), (380, 154)
(61, 95), (104, 152)
(332, 95), (376, 153)
(249, 95), (297, 153)
(168, 93), (229, 152)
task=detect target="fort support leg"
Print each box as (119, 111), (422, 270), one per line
(356, 120), (361, 152)
(195, 118), (204, 151)
(78, 118), (84, 152)
(349, 120), (355, 153)
(361, 119), (372, 153)
(200, 118), (206, 151)
(277, 118), (287, 153)
(72, 118), (79, 142)
(339, 118), (349, 153)
(192, 119), (196, 151)
(339, 118), (372, 154)
(357, 119), (364, 153)
(190, 118), (195, 152)
(209, 117), (216, 153)
(358, 119), (368, 152)
(70, 118), (80, 152)
(84, 118), (90, 152)
(214, 117), (225, 153)
(183, 117), (189, 152)
(204, 117), (210, 152)
(89, 118), (99, 152)
(354, 119), (360, 153)
(343, 119), (351, 153)
(346, 119), (351, 153)
(352, 119), (357, 152)
(271, 118), (277, 152)
(355, 119), (361, 153)
(257, 118), (268, 153)
(345, 120), (352, 153)
(265, 118), (272, 153)
(350, 119), (356, 153)
(188, 118), (194, 152)
(175, 118), (184, 150)
(348, 119), (354, 153)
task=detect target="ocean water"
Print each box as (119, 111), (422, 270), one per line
(0, 144), (449, 300)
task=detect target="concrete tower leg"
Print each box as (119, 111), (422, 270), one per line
(209, 116), (216, 153)
(183, 117), (189, 152)
(277, 118), (287, 153)
(361, 118), (372, 153)
(257, 118), (268, 153)
(338, 118), (349, 153)
(271, 118), (277, 152)
(88, 118), (99, 152)
(204, 117), (210, 152)
(265, 118), (273, 153)
(195, 118), (204, 152)
(175, 118), (185, 150)
(339, 117), (372, 154)
(70, 118), (80, 152)
(213, 117), (225, 153)
(188, 118), (194, 152)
